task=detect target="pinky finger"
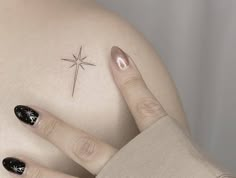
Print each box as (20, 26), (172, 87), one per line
(2, 157), (79, 178)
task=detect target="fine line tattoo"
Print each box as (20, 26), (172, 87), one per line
(61, 46), (96, 97)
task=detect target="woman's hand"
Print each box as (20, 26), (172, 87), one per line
(2, 46), (170, 177)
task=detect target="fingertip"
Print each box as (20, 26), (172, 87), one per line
(110, 46), (130, 71)
(13, 105), (39, 126)
(1, 157), (26, 175)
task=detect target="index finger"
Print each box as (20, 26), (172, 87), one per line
(110, 46), (168, 132)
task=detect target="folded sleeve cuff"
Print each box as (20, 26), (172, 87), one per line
(97, 116), (233, 178)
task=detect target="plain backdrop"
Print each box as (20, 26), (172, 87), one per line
(97, 0), (236, 174)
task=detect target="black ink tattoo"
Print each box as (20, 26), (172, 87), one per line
(61, 46), (96, 97)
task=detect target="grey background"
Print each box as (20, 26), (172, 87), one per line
(97, 0), (236, 174)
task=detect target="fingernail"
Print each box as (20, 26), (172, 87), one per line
(111, 46), (130, 71)
(14, 105), (39, 126)
(2, 157), (26, 175)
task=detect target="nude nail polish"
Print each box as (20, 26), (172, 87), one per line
(2, 157), (26, 175)
(111, 46), (130, 70)
(14, 105), (39, 126)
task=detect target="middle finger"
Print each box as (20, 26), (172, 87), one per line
(13, 105), (117, 175)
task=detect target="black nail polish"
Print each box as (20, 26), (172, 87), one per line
(2, 157), (26, 175)
(14, 105), (39, 125)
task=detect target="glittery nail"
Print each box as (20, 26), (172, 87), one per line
(14, 105), (39, 126)
(2, 157), (26, 175)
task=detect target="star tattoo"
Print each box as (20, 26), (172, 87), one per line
(61, 46), (96, 97)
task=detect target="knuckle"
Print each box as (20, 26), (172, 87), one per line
(120, 74), (144, 91)
(39, 118), (60, 138)
(137, 97), (167, 120)
(72, 136), (97, 162)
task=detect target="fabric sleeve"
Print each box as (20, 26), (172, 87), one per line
(96, 116), (233, 178)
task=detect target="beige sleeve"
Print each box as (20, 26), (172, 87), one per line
(96, 116), (233, 178)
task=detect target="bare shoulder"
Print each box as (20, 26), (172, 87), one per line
(0, 1), (188, 177)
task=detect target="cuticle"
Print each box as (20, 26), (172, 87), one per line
(32, 115), (41, 128)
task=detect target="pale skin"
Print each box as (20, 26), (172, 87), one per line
(2, 46), (183, 177)
(0, 0), (189, 177)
